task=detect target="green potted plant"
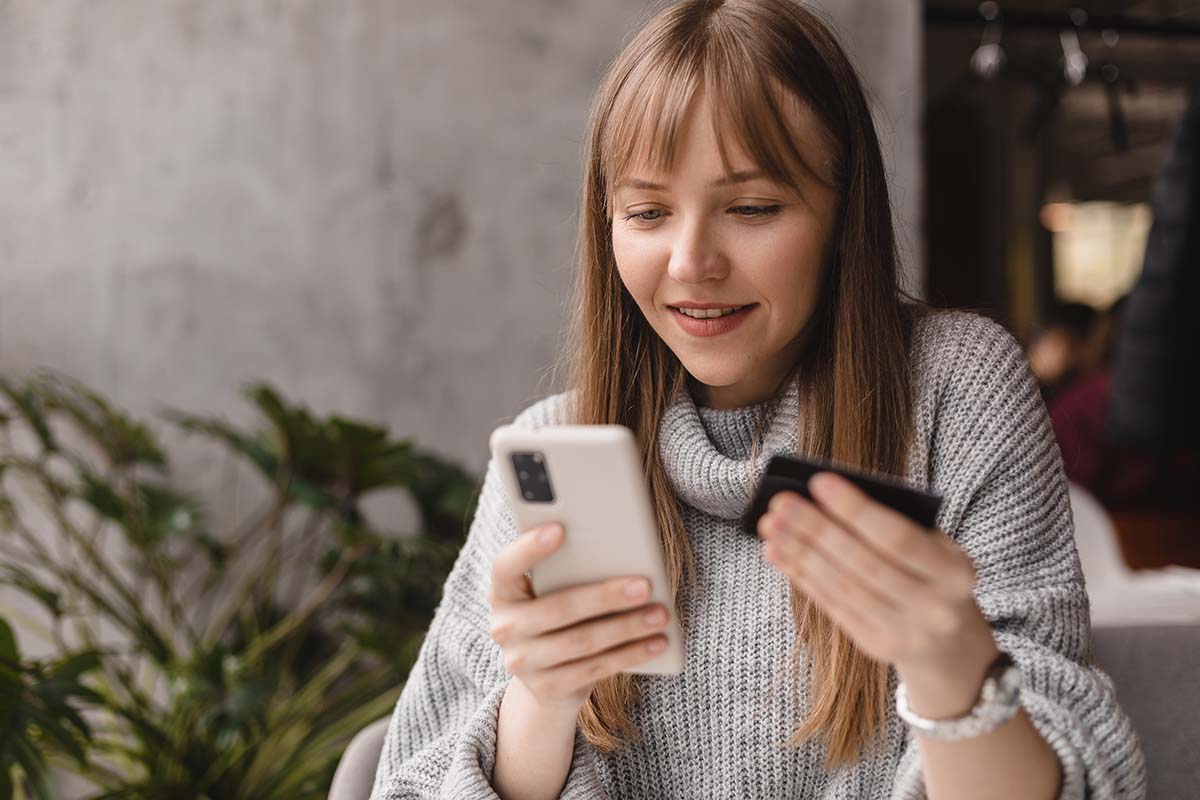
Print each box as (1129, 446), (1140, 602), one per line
(0, 372), (479, 799)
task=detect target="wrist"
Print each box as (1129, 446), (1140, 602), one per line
(505, 677), (586, 727)
(495, 679), (579, 800)
(896, 649), (1024, 743)
(895, 639), (1002, 719)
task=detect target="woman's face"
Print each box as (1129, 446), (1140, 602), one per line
(610, 90), (838, 409)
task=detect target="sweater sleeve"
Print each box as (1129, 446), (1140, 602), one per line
(890, 313), (1147, 800)
(369, 393), (610, 800)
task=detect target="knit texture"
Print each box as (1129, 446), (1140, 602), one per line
(369, 310), (1147, 799)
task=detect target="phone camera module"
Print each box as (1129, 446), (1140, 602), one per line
(511, 452), (554, 503)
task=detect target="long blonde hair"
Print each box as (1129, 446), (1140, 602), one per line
(546, 0), (917, 771)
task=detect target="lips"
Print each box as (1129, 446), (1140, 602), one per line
(668, 303), (753, 311)
(670, 305), (748, 319)
(669, 303), (756, 337)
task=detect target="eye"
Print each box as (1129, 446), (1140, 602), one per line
(729, 205), (783, 218)
(623, 209), (667, 223)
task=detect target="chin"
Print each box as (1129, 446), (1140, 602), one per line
(680, 365), (745, 390)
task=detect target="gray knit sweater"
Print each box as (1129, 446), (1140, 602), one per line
(369, 310), (1146, 799)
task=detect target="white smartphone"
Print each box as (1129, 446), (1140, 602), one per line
(488, 423), (685, 675)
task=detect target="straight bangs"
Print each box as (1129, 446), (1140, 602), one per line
(599, 22), (842, 218)
(599, 42), (702, 214)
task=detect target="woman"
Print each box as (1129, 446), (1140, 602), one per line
(370, 1), (1145, 798)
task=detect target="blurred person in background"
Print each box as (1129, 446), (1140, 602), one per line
(1026, 300), (1099, 403)
(1049, 295), (1199, 511)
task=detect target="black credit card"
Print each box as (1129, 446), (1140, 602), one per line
(742, 454), (943, 536)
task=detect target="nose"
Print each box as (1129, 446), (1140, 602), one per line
(666, 217), (728, 284)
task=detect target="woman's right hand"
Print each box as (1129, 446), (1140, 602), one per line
(487, 521), (671, 713)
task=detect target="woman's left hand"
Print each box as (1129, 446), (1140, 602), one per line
(758, 471), (1000, 712)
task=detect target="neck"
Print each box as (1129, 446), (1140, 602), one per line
(689, 366), (801, 411)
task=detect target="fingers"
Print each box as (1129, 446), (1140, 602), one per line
(761, 494), (925, 609)
(490, 523), (564, 604)
(487, 521), (672, 707)
(805, 474), (947, 582)
(762, 519), (902, 637)
(523, 574), (652, 634)
(762, 531), (901, 654)
(490, 572), (653, 643)
(517, 634), (669, 701)
(515, 603), (670, 671)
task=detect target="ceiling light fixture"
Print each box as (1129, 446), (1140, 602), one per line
(970, 1), (1007, 79)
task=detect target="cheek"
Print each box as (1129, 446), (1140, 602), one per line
(787, 256), (823, 307)
(750, 227), (825, 321)
(611, 232), (663, 311)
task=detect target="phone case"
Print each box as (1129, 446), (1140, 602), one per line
(489, 424), (684, 675)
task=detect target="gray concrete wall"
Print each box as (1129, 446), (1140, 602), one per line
(0, 0), (920, 498)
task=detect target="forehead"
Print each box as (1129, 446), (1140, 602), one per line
(605, 75), (838, 197)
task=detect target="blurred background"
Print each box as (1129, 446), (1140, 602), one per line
(0, 2), (1197, 799)
(925, 0), (1200, 572)
(928, 0), (1194, 329)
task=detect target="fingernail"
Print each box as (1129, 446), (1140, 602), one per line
(624, 578), (650, 598)
(538, 524), (561, 545)
(809, 472), (840, 496)
(759, 513), (781, 539)
(643, 607), (667, 626)
(646, 638), (667, 653)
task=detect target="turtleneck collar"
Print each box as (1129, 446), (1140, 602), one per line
(657, 375), (801, 520)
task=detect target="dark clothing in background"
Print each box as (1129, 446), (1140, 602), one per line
(1108, 87), (1200, 452)
(1052, 367), (1200, 511)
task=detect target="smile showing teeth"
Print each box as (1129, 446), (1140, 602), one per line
(674, 306), (745, 319)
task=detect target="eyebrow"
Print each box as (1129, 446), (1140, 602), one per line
(613, 170), (768, 192)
